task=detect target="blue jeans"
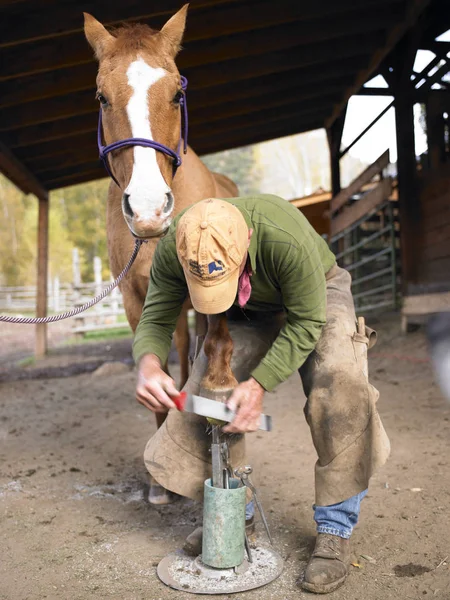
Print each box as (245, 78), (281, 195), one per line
(314, 490), (367, 539)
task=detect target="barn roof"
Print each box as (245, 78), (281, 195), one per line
(0, 0), (443, 196)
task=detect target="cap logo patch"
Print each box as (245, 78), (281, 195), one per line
(208, 260), (223, 274)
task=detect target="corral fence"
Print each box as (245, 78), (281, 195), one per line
(329, 150), (400, 314)
(0, 250), (130, 339)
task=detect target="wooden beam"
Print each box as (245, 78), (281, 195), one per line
(331, 178), (393, 236)
(426, 93), (448, 170)
(0, 63), (97, 109)
(0, 79), (349, 133)
(35, 192), (49, 357)
(326, 104), (347, 196)
(0, 0), (239, 48)
(0, 0), (406, 49)
(45, 168), (109, 190)
(194, 115), (325, 155)
(0, 141), (48, 198)
(35, 102), (330, 178)
(0, 47), (367, 110)
(5, 113), (99, 150)
(325, 0), (433, 128)
(3, 59), (364, 148)
(0, 13), (386, 82)
(0, 89), (95, 132)
(15, 91), (341, 166)
(290, 192), (332, 208)
(330, 150), (390, 214)
(16, 95), (333, 169)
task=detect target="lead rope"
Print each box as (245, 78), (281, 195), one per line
(0, 238), (144, 324)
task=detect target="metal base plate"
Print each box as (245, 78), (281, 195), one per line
(157, 547), (283, 594)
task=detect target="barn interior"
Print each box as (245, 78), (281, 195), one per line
(1, 3), (450, 599)
(1, 0), (449, 354)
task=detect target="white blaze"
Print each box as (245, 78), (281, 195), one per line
(125, 58), (171, 221)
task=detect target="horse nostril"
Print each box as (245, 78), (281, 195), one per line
(122, 193), (134, 219)
(163, 192), (174, 215)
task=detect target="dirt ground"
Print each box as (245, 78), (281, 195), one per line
(1, 313), (450, 600)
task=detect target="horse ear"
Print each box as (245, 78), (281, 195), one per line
(83, 13), (114, 61)
(160, 4), (189, 58)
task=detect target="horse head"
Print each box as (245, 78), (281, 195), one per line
(84, 6), (188, 238)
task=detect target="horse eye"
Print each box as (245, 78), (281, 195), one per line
(96, 92), (109, 107)
(172, 90), (183, 105)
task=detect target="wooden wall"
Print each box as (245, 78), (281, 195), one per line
(415, 166), (450, 291)
(301, 200), (330, 237)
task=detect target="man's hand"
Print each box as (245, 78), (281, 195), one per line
(223, 378), (265, 434)
(136, 354), (179, 413)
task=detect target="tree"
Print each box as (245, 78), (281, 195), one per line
(201, 145), (262, 195)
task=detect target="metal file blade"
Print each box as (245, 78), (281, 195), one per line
(174, 392), (272, 432)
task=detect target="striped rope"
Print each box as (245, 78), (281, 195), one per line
(0, 238), (144, 324)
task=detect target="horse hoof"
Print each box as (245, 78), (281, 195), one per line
(148, 481), (180, 505)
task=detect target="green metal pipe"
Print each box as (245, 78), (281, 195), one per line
(202, 478), (246, 569)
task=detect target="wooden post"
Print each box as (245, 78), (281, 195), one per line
(35, 192), (49, 358)
(426, 93), (446, 171)
(326, 103), (348, 197)
(390, 34), (422, 292)
(327, 104), (347, 249)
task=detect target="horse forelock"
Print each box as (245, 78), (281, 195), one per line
(100, 24), (175, 65)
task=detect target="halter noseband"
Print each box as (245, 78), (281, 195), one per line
(97, 76), (188, 187)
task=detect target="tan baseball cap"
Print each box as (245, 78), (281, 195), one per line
(176, 199), (249, 314)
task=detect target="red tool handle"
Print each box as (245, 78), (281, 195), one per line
(172, 391), (187, 411)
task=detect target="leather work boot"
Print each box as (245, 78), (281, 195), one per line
(183, 517), (256, 556)
(301, 533), (350, 594)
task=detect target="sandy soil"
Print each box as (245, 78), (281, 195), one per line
(1, 313), (450, 600)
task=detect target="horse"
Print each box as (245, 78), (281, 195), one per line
(83, 5), (238, 504)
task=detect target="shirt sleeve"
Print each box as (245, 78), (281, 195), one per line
(132, 237), (188, 366)
(250, 243), (327, 392)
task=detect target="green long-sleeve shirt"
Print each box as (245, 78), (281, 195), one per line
(132, 194), (336, 391)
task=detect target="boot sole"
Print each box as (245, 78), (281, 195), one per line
(301, 573), (347, 594)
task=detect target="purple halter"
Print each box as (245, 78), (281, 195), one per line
(97, 76), (188, 187)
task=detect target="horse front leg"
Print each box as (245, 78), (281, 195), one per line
(173, 301), (191, 390)
(200, 313), (237, 400)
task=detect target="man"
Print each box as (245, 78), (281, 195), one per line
(133, 195), (390, 594)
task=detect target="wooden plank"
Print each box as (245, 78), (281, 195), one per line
(325, 0), (433, 129)
(35, 194), (49, 358)
(45, 169), (108, 190)
(330, 178), (392, 236)
(0, 47), (365, 109)
(423, 207), (450, 232)
(301, 202), (330, 237)
(0, 0), (405, 49)
(421, 257), (450, 285)
(37, 103), (330, 182)
(0, 141), (48, 198)
(423, 222), (450, 249)
(423, 237), (450, 262)
(1, 81), (347, 133)
(290, 192), (332, 208)
(0, 16), (385, 82)
(330, 150), (390, 214)
(402, 291), (450, 315)
(10, 80), (348, 155)
(19, 96), (334, 167)
(0, 0), (240, 47)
